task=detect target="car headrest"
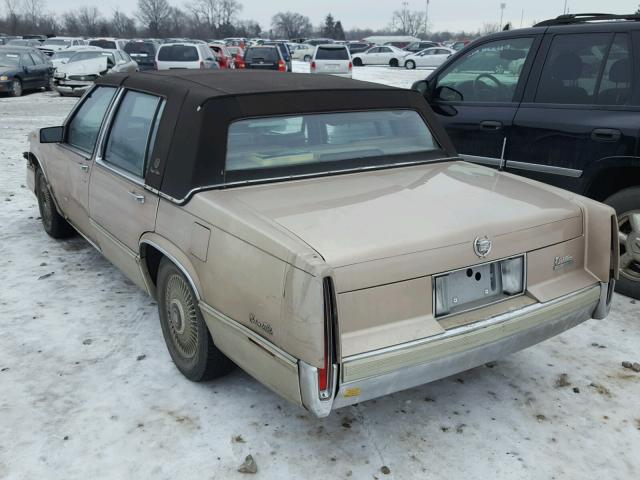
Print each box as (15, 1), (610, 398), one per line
(549, 53), (583, 81)
(609, 59), (630, 83)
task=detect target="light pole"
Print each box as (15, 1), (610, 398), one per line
(499, 2), (506, 30)
(425, 0), (430, 38)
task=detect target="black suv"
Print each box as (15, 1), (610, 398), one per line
(414, 13), (640, 298)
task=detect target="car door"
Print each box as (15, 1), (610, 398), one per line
(19, 53), (38, 88)
(29, 52), (49, 87)
(425, 35), (540, 167)
(506, 31), (638, 193)
(378, 46), (393, 64)
(46, 86), (118, 241)
(362, 47), (378, 64)
(89, 89), (165, 288)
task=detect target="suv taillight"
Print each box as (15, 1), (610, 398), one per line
(348, 61), (352, 70)
(278, 59), (286, 71)
(318, 277), (337, 399)
(310, 61), (316, 71)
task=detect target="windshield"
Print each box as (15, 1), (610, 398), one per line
(0, 52), (20, 66)
(316, 47), (349, 60)
(89, 40), (117, 49)
(68, 51), (114, 63)
(158, 45), (198, 61)
(52, 50), (76, 60)
(44, 39), (70, 46)
(226, 110), (437, 174)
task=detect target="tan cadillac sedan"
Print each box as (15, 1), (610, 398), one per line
(25, 70), (618, 417)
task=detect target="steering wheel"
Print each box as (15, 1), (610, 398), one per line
(472, 73), (505, 100)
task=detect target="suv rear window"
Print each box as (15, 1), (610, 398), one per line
(89, 40), (117, 49)
(245, 47), (278, 63)
(125, 42), (156, 57)
(158, 45), (199, 62)
(226, 110), (437, 173)
(316, 47), (349, 60)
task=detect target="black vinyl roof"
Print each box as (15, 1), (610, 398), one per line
(93, 70), (454, 202)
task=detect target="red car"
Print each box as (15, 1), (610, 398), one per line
(208, 44), (235, 69)
(226, 46), (245, 69)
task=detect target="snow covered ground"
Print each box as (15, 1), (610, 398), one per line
(1, 66), (639, 480)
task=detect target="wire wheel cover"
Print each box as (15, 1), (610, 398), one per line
(164, 274), (199, 358)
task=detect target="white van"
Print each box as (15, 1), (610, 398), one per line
(310, 44), (352, 78)
(155, 43), (219, 70)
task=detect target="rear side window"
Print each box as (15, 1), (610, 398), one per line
(535, 33), (611, 105)
(103, 91), (163, 178)
(597, 34), (633, 105)
(245, 48), (278, 62)
(67, 86), (117, 154)
(316, 47), (349, 60)
(158, 45), (199, 62)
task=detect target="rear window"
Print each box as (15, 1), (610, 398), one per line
(245, 47), (278, 63)
(69, 51), (115, 64)
(226, 110), (437, 173)
(125, 42), (156, 56)
(316, 47), (349, 60)
(158, 45), (199, 62)
(89, 40), (117, 49)
(44, 39), (70, 46)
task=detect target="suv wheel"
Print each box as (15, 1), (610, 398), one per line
(157, 258), (234, 381)
(606, 187), (640, 299)
(35, 168), (75, 238)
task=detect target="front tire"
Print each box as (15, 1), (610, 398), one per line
(157, 258), (234, 381)
(35, 168), (75, 238)
(405, 60), (416, 69)
(11, 78), (22, 97)
(606, 187), (640, 299)
(303, 54), (311, 62)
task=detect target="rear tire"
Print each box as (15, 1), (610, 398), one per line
(605, 187), (640, 299)
(405, 60), (416, 69)
(35, 168), (75, 239)
(303, 55), (311, 62)
(353, 57), (362, 67)
(157, 258), (234, 381)
(389, 58), (399, 68)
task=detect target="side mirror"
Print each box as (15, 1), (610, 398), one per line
(411, 79), (430, 95)
(40, 126), (63, 143)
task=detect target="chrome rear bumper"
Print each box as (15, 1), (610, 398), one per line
(300, 283), (610, 417)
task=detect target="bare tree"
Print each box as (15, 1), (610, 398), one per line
(22, 0), (44, 29)
(3, 0), (21, 34)
(61, 11), (81, 35)
(271, 11), (312, 39)
(391, 5), (426, 37)
(77, 6), (102, 36)
(137, 0), (171, 36)
(112, 9), (137, 37)
(480, 22), (500, 35)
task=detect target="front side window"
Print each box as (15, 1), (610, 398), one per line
(103, 91), (162, 178)
(535, 33), (611, 105)
(66, 86), (117, 153)
(226, 110), (438, 173)
(435, 37), (534, 102)
(21, 54), (35, 66)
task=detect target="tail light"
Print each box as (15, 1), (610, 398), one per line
(348, 61), (352, 70)
(199, 61), (205, 69)
(318, 277), (337, 399)
(278, 59), (286, 72)
(310, 61), (316, 71)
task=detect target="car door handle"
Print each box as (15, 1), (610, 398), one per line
(128, 191), (145, 204)
(591, 128), (621, 142)
(79, 164), (89, 172)
(480, 121), (503, 131)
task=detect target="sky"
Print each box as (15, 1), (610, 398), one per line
(35, 0), (640, 32)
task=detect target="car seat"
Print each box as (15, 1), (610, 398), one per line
(597, 59), (631, 105)
(537, 52), (589, 104)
